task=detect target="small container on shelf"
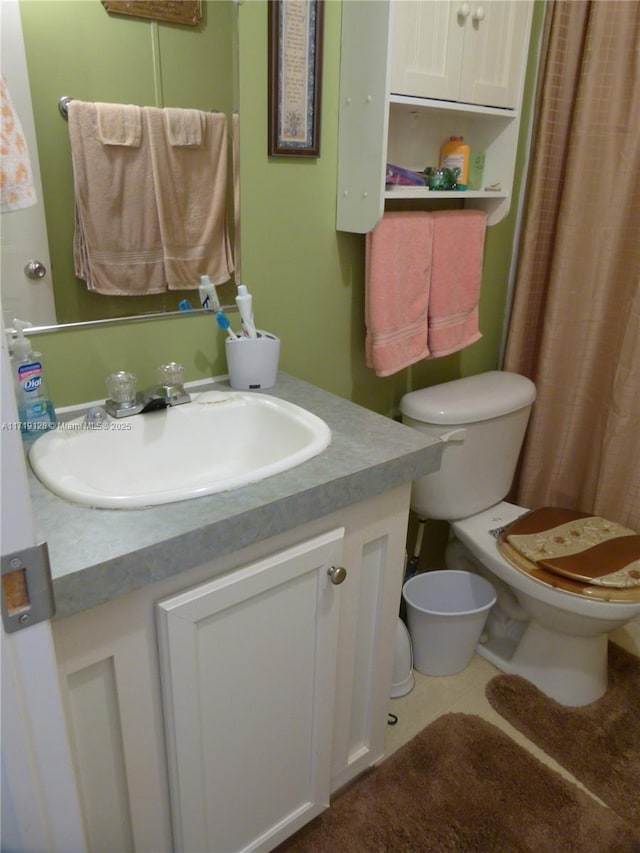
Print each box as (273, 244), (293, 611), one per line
(467, 152), (486, 191)
(424, 166), (459, 191)
(385, 163), (427, 188)
(439, 136), (470, 190)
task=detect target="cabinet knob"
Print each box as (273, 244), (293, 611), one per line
(327, 566), (347, 585)
(458, 3), (471, 18)
(473, 6), (486, 21)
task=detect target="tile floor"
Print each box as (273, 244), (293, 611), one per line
(384, 616), (640, 801)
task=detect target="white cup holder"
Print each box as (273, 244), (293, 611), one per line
(225, 332), (280, 390)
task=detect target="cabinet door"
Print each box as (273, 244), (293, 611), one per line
(329, 484), (412, 791)
(389, 1), (464, 100)
(156, 528), (345, 853)
(389, 1), (531, 109)
(460, 1), (532, 109)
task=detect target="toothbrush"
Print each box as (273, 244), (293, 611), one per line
(236, 284), (257, 338)
(216, 311), (239, 340)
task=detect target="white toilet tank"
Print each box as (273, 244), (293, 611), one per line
(400, 371), (536, 521)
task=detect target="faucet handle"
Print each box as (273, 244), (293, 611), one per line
(106, 371), (137, 405)
(156, 362), (190, 406)
(157, 362), (184, 388)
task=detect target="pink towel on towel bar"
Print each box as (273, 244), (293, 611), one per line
(428, 209), (486, 358)
(365, 211), (433, 377)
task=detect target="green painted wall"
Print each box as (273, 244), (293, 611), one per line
(25, 0), (544, 414)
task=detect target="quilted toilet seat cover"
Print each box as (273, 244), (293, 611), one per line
(497, 507), (640, 601)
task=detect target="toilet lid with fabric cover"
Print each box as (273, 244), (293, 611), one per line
(497, 507), (640, 601)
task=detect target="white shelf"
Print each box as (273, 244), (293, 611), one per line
(385, 188), (507, 200)
(389, 94), (518, 120)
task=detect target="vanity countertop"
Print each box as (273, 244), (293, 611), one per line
(29, 373), (441, 619)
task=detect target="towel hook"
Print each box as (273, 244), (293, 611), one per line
(58, 95), (73, 120)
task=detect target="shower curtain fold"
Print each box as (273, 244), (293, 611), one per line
(504, 0), (640, 531)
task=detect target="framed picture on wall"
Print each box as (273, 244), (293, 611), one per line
(102, 1), (202, 26)
(268, 0), (324, 157)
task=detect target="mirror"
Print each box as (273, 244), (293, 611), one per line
(2, 0), (239, 331)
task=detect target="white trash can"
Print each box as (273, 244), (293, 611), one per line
(403, 570), (496, 676)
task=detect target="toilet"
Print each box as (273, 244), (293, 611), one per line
(400, 371), (640, 707)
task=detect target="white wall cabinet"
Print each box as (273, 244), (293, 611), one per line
(390, 1), (532, 109)
(337, 0), (534, 233)
(51, 485), (411, 852)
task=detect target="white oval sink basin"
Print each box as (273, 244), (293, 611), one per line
(29, 390), (332, 509)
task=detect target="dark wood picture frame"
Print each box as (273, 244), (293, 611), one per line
(268, 0), (324, 157)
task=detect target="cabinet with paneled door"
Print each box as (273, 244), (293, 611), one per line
(390, 1), (533, 109)
(52, 486), (410, 852)
(156, 528), (345, 853)
(337, 0), (534, 232)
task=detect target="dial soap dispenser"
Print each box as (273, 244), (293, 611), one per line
(10, 319), (57, 440)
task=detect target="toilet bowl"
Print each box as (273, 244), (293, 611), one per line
(400, 372), (640, 707)
(448, 501), (640, 705)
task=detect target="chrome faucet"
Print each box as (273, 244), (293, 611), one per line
(104, 363), (191, 418)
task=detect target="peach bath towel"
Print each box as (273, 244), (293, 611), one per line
(428, 209), (486, 357)
(365, 211), (434, 377)
(68, 101), (166, 295)
(144, 107), (234, 288)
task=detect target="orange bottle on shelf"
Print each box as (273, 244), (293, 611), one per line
(439, 136), (470, 190)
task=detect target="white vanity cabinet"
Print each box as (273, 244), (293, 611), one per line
(51, 485), (411, 852)
(337, 0), (534, 232)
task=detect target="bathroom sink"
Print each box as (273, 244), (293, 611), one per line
(29, 390), (332, 509)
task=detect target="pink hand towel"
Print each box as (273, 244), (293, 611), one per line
(365, 211), (433, 377)
(428, 209), (486, 357)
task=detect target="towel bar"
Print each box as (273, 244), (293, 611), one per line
(58, 95), (73, 120)
(57, 96), (222, 121)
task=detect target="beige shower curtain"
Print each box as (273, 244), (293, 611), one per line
(504, 0), (640, 530)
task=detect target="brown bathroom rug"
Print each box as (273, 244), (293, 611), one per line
(486, 641), (640, 826)
(275, 713), (638, 853)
